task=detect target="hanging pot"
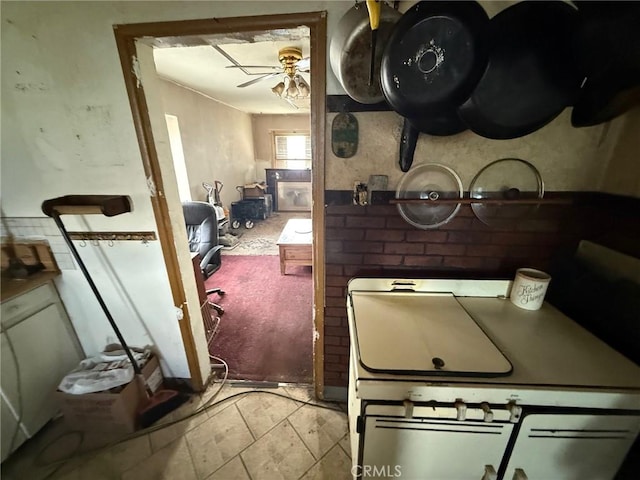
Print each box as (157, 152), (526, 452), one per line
(457, 1), (582, 139)
(380, 1), (489, 171)
(330, 2), (401, 104)
(570, 1), (640, 127)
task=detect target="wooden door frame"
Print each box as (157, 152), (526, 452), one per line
(113, 12), (327, 395)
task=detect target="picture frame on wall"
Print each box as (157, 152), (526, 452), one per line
(276, 181), (311, 211)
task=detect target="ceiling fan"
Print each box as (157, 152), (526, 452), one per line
(226, 47), (311, 108)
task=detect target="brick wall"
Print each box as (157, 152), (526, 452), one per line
(323, 193), (640, 387)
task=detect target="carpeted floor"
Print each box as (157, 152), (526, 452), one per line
(204, 255), (313, 383)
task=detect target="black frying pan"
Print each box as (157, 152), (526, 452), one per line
(380, 1), (489, 171)
(458, 1), (582, 139)
(571, 1), (640, 127)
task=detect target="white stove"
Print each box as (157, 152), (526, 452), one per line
(347, 278), (640, 480)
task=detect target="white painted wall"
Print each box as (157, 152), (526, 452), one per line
(160, 81), (257, 204)
(2, 1), (638, 383)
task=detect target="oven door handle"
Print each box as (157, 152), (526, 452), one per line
(390, 280), (416, 291)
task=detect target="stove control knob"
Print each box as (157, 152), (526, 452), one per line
(507, 403), (522, 423)
(454, 400), (467, 421)
(481, 402), (494, 423)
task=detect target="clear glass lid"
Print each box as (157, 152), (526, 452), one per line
(469, 158), (544, 227)
(396, 163), (463, 229)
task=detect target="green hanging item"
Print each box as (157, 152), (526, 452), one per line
(331, 112), (359, 158)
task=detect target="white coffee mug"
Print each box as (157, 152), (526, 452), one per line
(510, 268), (552, 311)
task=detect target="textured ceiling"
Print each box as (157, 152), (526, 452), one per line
(153, 28), (311, 115)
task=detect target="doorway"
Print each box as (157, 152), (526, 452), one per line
(113, 12), (327, 394)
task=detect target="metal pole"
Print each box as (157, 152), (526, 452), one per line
(51, 211), (142, 375)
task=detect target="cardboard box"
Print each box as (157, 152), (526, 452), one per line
(243, 183), (267, 197)
(55, 355), (162, 434)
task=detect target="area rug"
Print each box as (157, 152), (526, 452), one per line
(204, 255), (313, 383)
(222, 211), (310, 256)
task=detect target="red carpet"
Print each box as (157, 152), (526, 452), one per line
(204, 255), (313, 383)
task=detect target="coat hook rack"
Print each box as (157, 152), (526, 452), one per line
(67, 231), (157, 242)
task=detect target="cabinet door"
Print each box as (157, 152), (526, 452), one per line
(504, 414), (640, 480)
(1, 304), (83, 436)
(362, 414), (513, 479)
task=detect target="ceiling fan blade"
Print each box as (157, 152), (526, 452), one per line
(283, 97), (299, 110)
(225, 65), (282, 70)
(237, 72), (281, 88)
(296, 57), (311, 71)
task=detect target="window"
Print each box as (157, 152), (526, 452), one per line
(272, 132), (311, 169)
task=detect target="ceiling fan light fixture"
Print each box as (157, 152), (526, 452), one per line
(271, 81), (285, 96)
(268, 47), (310, 104)
(286, 77), (300, 99)
(296, 75), (310, 98)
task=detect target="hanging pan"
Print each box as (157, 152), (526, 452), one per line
(330, 2), (401, 104)
(570, 1), (640, 127)
(380, 1), (490, 171)
(399, 113), (468, 172)
(457, 1), (582, 139)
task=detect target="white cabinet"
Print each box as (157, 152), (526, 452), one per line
(1, 281), (83, 462)
(504, 414), (640, 480)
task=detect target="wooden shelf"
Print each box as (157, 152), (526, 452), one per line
(390, 198), (574, 205)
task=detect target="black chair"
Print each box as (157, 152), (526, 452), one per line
(182, 201), (225, 315)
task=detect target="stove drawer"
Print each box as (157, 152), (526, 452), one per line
(360, 407), (514, 479)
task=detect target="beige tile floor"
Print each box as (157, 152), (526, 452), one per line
(1, 384), (352, 480)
